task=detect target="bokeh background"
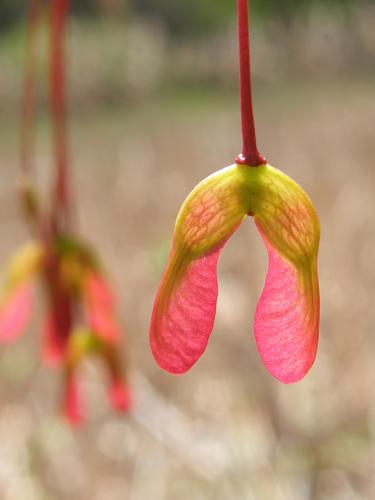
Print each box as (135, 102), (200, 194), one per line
(0, 1), (375, 499)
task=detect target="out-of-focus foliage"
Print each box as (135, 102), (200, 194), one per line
(0, 0), (371, 35)
(133, 0), (364, 36)
(0, 0), (100, 31)
(134, 0), (233, 37)
(0, 0), (24, 30)
(252, 0), (355, 19)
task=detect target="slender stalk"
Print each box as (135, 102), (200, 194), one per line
(49, 0), (72, 228)
(20, 0), (42, 178)
(236, 0), (266, 166)
(19, 0), (44, 231)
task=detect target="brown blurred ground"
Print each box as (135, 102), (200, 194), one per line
(0, 9), (375, 500)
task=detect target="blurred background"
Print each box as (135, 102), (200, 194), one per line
(0, 0), (375, 499)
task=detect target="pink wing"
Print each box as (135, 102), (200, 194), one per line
(0, 282), (33, 343)
(254, 238), (319, 383)
(150, 242), (225, 374)
(84, 272), (120, 343)
(86, 306), (120, 344)
(85, 272), (114, 309)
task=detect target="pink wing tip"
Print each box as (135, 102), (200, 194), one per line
(63, 378), (83, 426)
(150, 337), (192, 375)
(108, 380), (131, 412)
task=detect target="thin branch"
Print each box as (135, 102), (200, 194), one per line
(49, 0), (72, 228)
(20, 0), (42, 178)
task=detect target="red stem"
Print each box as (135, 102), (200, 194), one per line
(49, 0), (71, 227)
(21, 0), (42, 178)
(236, 0), (266, 166)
